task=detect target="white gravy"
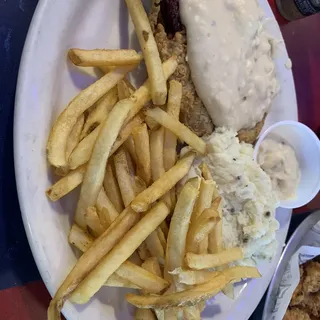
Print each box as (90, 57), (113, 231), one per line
(180, 0), (280, 131)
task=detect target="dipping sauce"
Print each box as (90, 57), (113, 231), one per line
(180, 0), (280, 131)
(257, 139), (301, 200)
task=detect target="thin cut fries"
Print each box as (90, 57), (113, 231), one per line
(116, 261), (169, 293)
(164, 181), (199, 280)
(70, 202), (170, 303)
(142, 257), (162, 278)
(48, 207), (139, 319)
(68, 48), (142, 67)
(145, 108), (207, 155)
(46, 165), (86, 201)
(164, 80), (182, 171)
(80, 87), (118, 139)
(145, 231), (165, 259)
(68, 224), (94, 253)
(191, 179), (215, 222)
(156, 228), (167, 254)
(150, 127), (165, 182)
(85, 207), (105, 237)
(106, 273), (139, 289)
(125, 0), (167, 105)
(134, 176), (147, 195)
(69, 114), (144, 170)
(135, 309), (156, 320)
(117, 78), (135, 100)
(137, 242), (151, 261)
(185, 248), (244, 270)
(66, 114), (84, 160)
(199, 163), (213, 181)
(104, 162), (124, 213)
(75, 99), (132, 228)
(124, 57), (177, 125)
(133, 124), (151, 185)
(172, 269), (220, 285)
(126, 266), (261, 309)
(96, 188), (119, 227)
(114, 147), (136, 207)
(131, 153), (195, 213)
(187, 218), (218, 253)
(47, 64), (135, 169)
(67, 226), (162, 292)
(110, 114), (145, 156)
(124, 135), (137, 164)
(69, 125), (101, 170)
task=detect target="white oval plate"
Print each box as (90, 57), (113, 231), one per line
(14, 0), (297, 319)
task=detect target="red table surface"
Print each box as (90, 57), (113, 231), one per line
(1, 3), (319, 320)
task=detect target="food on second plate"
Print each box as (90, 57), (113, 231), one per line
(284, 259), (320, 319)
(257, 138), (301, 201)
(184, 128), (280, 263)
(149, 0), (279, 142)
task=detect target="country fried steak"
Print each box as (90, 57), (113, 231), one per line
(149, 0), (265, 143)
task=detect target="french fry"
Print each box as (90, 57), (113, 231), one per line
(150, 127), (165, 182)
(104, 162), (124, 213)
(159, 221), (169, 239)
(187, 217), (219, 254)
(191, 179), (215, 223)
(117, 78), (135, 100)
(142, 257), (162, 278)
(85, 207), (105, 237)
(145, 115), (160, 131)
(106, 273), (140, 289)
(145, 108), (206, 155)
(75, 99), (132, 228)
(46, 64), (135, 170)
(171, 269), (219, 285)
(185, 248), (244, 270)
(116, 261), (169, 294)
(199, 162), (213, 181)
(132, 124), (151, 185)
(80, 86), (118, 139)
(164, 80), (182, 171)
(123, 57), (177, 126)
(110, 114), (145, 156)
(124, 135), (137, 164)
(67, 225), (160, 292)
(131, 152), (195, 213)
(208, 221), (223, 254)
(135, 309), (157, 320)
(68, 224), (94, 253)
(70, 202), (170, 303)
(145, 231), (165, 259)
(48, 207), (140, 319)
(69, 114), (144, 170)
(137, 242), (151, 261)
(125, 0), (167, 105)
(46, 165), (86, 201)
(68, 125), (101, 170)
(68, 48), (142, 67)
(156, 228), (167, 254)
(164, 181), (199, 281)
(66, 114), (84, 160)
(126, 266), (261, 309)
(96, 188), (119, 228)
(134, 176), (147, 195)
(114, 147), (136, 207)
(183, 306), (201, 320)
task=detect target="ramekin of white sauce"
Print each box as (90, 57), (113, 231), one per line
(254, 121), (320, 209)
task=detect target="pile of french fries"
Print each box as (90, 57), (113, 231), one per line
(45, 1), (261, 319)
